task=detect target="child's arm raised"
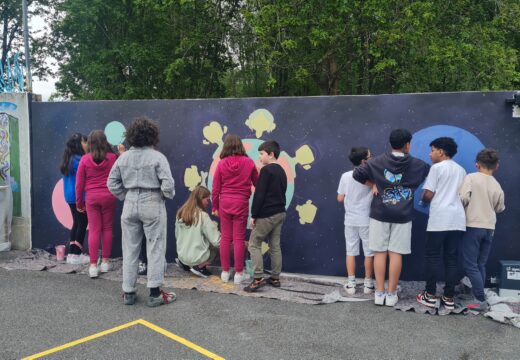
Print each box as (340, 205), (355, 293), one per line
(352, 162), (372, 185)
(202, 213), (221, 247)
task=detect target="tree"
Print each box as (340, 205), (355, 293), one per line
(1, 0), (50, 81)
(46, 0), (520, 99)
(49, 0), (241, 100)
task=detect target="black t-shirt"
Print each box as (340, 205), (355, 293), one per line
(251, 163), (287, 219)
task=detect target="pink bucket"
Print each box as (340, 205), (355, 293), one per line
(55, 245), (66, 261)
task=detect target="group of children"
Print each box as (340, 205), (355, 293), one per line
(61, 118), (287, 307)
(338, 129), (505, 311)
(61, 122), (505, 310)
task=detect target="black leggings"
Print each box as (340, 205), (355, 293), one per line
(68, 203), (88, 254)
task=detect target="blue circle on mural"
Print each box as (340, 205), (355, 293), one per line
(105, 121), (126, 145)
(410, 125), (485, 214)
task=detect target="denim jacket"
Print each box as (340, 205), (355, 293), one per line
(107, 146), (175, 200)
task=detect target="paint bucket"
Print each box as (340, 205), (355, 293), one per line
(245, 259), (254, 277)
(55, 245), (66, 261)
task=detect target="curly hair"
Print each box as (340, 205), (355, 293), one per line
(125, 117), (160, 148)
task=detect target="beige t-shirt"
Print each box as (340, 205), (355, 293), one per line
(459, 172), (505, 229)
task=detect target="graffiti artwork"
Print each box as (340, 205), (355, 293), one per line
(31, 92), (520, 278)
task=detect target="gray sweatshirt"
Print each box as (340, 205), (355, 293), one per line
(107, 146), (175, 200)
(459, 172), (505, 229)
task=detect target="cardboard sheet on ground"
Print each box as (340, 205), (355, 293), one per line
(1, 250), (519, 328)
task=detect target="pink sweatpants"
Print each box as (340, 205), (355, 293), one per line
(219, 206), (248, 273)
(86, 192), (117, 264)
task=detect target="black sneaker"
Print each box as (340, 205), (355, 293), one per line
(190, 265), (211, 278)
(138, 261), (147, 276)
(441, 295), (455, 310)
(266, 277), (281, 288)
(123, 292), (136, 305)
(175, 258), (190, 272)
(416, 290), (437, 308)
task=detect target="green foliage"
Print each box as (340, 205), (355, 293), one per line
(45, 0), (520, 99)
(0, 0), (50, 79)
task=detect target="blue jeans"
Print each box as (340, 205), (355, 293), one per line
(463, 227), (494, 301)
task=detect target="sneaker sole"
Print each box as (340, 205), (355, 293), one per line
(374, 298), (386, 306)
(416, 295), (437, 308)
(345, 288), (356, 295)
(190, 268), (209, 278)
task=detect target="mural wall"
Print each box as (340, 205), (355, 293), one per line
(30, 92), (520, 279)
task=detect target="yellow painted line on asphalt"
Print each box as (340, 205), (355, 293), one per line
(23, 319), (224, 360)
(22, 319), (142, 359)
(138, 319), (225, 360)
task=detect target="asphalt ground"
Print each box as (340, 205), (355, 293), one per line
(1, 263), (519, 359)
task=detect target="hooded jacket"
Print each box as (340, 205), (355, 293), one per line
(76, 152), (117, 209)
(63, 154), (81, 204)
(211, 155), (258, 215)
(353, 152), (430, 223)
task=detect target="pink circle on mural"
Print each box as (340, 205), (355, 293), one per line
(52, 179), (73, 229)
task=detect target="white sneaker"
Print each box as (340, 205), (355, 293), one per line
(66, 254), (79, 265)
(374, 291), (386, 305)
(344, 279), (356, 295)
(363, 278), (375, 294)
(78, 254), (90, 265)
(89, 266), (99, 278)
(221, 271), (230, 283)
(385, 293), (399, 307)
(100, 262), (112, 273)
(234, 272), (250, 284)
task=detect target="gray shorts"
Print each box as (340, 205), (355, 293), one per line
(344, 225), (373, 257)
(368, 218), (412, 254)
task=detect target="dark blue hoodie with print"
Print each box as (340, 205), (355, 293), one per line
(353, 152), (430, 224)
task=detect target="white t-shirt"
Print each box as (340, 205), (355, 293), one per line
(423, 159), (466, 231)
(337, 170), (373, 226)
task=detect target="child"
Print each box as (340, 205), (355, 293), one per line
(336, 147), (374, 295)
(175, 186), (220, 278)
(212, 134), (258, 284)
(459, 148), (505, 312)
(243, 140), (287, 292)
(60, 133), (89, 265)
(76, 130), (118, 278)
(353, 129), (429, 306)
(108, 117), (176, 307)
(416, 137), (466, 310)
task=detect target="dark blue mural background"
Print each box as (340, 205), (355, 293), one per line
(30, 92), (520, 280)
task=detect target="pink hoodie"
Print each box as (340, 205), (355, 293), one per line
(76, 152), (117, 209)
(212, 155), (258, 215)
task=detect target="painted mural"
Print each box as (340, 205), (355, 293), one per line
(30, 92), (520, 279)
(0, 103), (21, 217)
